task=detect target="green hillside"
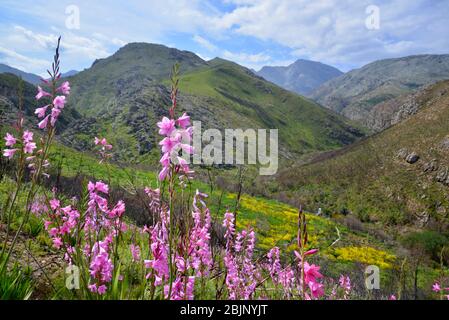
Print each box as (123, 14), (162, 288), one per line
(269, 80), (449, 233)
(177, 58), (364, 155)
(62, 43), (364, 163)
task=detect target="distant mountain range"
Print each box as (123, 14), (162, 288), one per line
(0, 63), (41, 85)
(310, 54), (449, 130)
(0, 63), (79, 85)
(257, 59), (343, 96)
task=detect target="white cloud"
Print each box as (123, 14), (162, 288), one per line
(222, 50), (271, 70)
(0, 0), (448, 73)
(13, 26), (111, 60)
(193, 35), (217, 52)
(0, 46), (49, 76)
(208, 0), (449, 70)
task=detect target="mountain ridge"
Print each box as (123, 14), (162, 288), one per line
(0, 63), (41, 85)
(311, 54), (449, 129)
(257, 59), (343, 96)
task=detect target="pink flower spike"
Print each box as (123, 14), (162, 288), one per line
(35, 105), (49, 118)
(57, 81), (70, 95)
(4, 133), (16, 147)
(3, 148), (18, 159)
(389, 295), (397, 300)
(53, 96), (66, 109)
(36, 86), (51, 100)
(176, 112), (190, 128)
(38, 115), (50, 129)
(157, 117), (175, 136)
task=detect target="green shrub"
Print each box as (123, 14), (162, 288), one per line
(401, 231), (449, 262)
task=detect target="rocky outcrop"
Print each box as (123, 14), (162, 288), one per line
(397, 148), (419, 164)
(406, 152), (420, 164)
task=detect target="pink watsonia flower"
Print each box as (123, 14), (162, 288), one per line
(88, 283), (97, 293)
(157, 117), (175, 136)
(95, 181), (109, 194)
(130, 244), (141, 262)
(94, 137), (112, 149)
(339, 275), (351, 291)
(52, 237), (63, 249)
(22, 130), (33, 143)
(24, 142), (37, 154)
(339, 274), (352, 299)
(158, 165), (170, 181)
(36, 86), (51, 100)
(53, 96), (66, 109)
(4, 133), (16, 147)
(50, 199), (60, 210)
(223, 211), (235, 248)
(97, 285), (107, 295)
(3, 148), (18, 159)
(35, 105), (49, 118)
(389, 295), (397, 300)
(308, 280), (325, 298)
(51, 107), (62, 126)
(38, 114), (50, 129)
(159, 136), (179, 154)
(176, 113), (190, 129)
(433, 282), (441, 292)
(266, 247), (281, 284)
(109, 200), (125, 218)
(57, 81), (70, 95)
(303, 262), (323, 283)
(160, 152), (170, 167)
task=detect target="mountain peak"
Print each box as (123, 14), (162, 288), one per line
(257, 59), (343, 96)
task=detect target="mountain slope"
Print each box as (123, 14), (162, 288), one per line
(178, 58), (363, 155)
(0, 73), (84, 134)
(0, 63), (41, 85)
(65, 43), (364, 162)
(257, 59), (343, 96)
(270, 80), (449, 231)
(311, 54), (449, 129)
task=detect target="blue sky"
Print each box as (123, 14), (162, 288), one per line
(0, 0), (448, 77)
